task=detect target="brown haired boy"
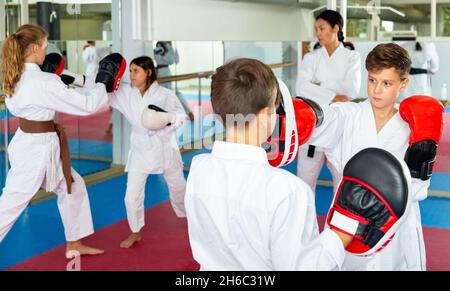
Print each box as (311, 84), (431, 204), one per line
(184, 58), (352, 271)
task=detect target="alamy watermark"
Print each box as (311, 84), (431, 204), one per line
(176, 105), (279, 155)
(66, 251), (81, 271)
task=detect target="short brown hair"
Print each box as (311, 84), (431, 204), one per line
(366, 43), (411, 79)
(211, 58), (279, 126)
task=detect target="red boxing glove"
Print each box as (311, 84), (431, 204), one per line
(399, 95), (444, 180)
(294, 97), (323, 145)
(264, 95), (323, 167)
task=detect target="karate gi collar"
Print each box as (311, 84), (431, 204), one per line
(212, 141), (269, 166)
(147, 81), (160, 96)
(25, 63), (41, 71)
(320, 42), (345, 58)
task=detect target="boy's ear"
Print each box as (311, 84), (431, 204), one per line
(399, 78), (410, 92)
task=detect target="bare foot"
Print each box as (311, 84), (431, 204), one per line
(66, 241), (104, 259)
(171, 201), (186, 218)
(120, 232), (142, 249)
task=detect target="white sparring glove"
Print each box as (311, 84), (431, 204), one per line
(142, 104), (176, 131)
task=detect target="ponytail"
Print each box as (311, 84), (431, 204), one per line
(415, 42), (423, 51)
(338, 31), (345, 42)
(2, 35), (25, 96)
(1, 24), (48, 96)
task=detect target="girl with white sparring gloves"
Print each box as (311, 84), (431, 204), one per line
(107, 56), (187, 248)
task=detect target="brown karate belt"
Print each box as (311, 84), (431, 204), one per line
(19, 118), (74, 194)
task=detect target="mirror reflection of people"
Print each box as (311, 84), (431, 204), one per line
(82, 40), (112, 77)
(46, 41), (62, 55)
(83, 41), (100, 77)
(400, 40), (439, 100)
(154, 41), (195, 121)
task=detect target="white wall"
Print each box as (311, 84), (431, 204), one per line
(224, 42), (284, 64)
(171, 41), (223, 75)
(133, 0), (314, 41)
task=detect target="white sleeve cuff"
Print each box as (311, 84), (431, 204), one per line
(320, 228), (346, 270)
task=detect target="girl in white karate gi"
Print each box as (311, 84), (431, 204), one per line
(295, 9), (361, 193)
(308, 43), (431, 270)
(0, 24), (109, 258)
(108, 56), (187, 248)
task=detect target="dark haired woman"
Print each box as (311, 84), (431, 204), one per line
(108, 56), (187, 248)
(295, 9), (362, 194)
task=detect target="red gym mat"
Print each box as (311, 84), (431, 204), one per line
(8, 204), (450, 271)
(8, 202), (199, 271)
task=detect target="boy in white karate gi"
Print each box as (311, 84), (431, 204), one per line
(306, 43), (444, 270)
(184, 58), (353, 271)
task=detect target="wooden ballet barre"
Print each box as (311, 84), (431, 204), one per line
(267, 61), (298, 69)
(158, 71), (215, 84)
(157, 62), (298, 84)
